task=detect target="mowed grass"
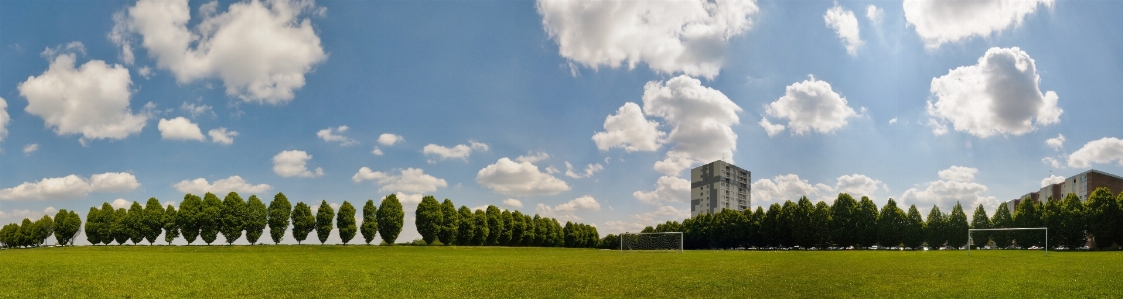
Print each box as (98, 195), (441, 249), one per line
(1, 246), (1121, 298)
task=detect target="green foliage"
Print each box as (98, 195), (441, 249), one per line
(829, 193), (859, 247)
(563, 221), (575, 247)
(244, 195), (268, 245)
(811, 201), (831, 248)
(438, 199), (459, 246)
(925, 206), (946, 248)
(1042, 199), (1063, 247)
(0, 223), (18, 248)
(521, 214), (536, 246)
(21, 218), (37, 247)
(84, 207), (101, 245)
(902, 205), (926, 249)
(472, 209), (489, 246)
(200, 193), (223, 245)
(855, 197), (879, 248)
(415, 196), (443, 245)
(315, 200), (335, 245)
(337, 201), (357, 245)
(34, 215), (53, 246)
(179, 194), (203, 245)
(990, 203), (1014, 248)
(220, 192), (246, 245)
(499, 210), (514, 246)
(945, 202), (969, 248)
(53, 209), (81, 246)
(1058, 193), (1086, 248)
(113, 208), (129, 245)
(969, 204), (991, 248)
(600, 234), (620, 249)
(510, 211), (525, 247)
(143, 198), (164, 244)
(99, 203), (116, 245)
(163, 205), (180, 245)
(267, 192), (293, 245)
(291, 202), (315, 244)
(456, 206), (475, 246)
(1085, 188), (1120, 249)
(1012, 197), (1042, 247)
(761, 204), (781, 247)
(376, 194), (404, 245)
(485, 205), (502, 246)
(126, 201), (145, 245)
(360, 200), (378, 245)
(533, 214), (548, 246)
(877, 198), (905, 248)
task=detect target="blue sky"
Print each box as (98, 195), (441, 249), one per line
(3, 0), (1123, 245)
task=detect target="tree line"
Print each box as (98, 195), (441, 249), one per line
(412, 196), (600, 248)
(0, 209), (81, 248)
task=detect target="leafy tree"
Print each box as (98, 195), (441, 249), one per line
(179, 194), (203, 245)
(21, 218), (37, 247)
(456, 206), (475, 246)
(925, 206), (946, 249)
(267, 192), (293, 244)
(990, 203), (1014, 248)
(778, 200), (796, 248)
(200, 193), (223, 245)
(715, 209), (745, 249)
(337, 201), (357, 245)
(143, 198), (165, 244)
(829, 193), (859, 247)
(113, 208), (129, 245)
(99, 203), (117, 245)
(361, 199), (378, 245)
(0, 224), (17, 248)
(563, 221), (575, 247)
(127, 202), (145, 245)
(244, 195), (268, 245)
(600, 234), (620, 250)
(1084, 188), (1120, 249)
(485, 205), (503, 246)
(761, 203), (781, 247)
(856, 197), (879, 248)
(902, 205), (926, 249)
(376, 194), (404, 245)
(946, 202), (970, 249)
(472, 209), (489, 246)
(164, 205), (180, 245)
(315, 200), (335, 245)
(220, 192), (246, 245)
(1042, 198), (1063, 248)
(85, 207), (102, 245)
(1058, 193), (1086, 248)
(533, 214), (548, 246)
(499, 210), (514, 246)
(812, 201), (832, 248)
(510, 210), (526, 247)
(415, 196), (443, 245)
(438, 199), (459, 246)
(1012, 197), (1043, 247)
(291, 202), (315, 244)
(877, 198), (905, 248)
(521, 214), (536, 246)
(969, 204), (991, 248)
(54, 209), (80, 246)
(34, 215), (54, 246)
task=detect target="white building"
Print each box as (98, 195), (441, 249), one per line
(690, 160), (750, 217)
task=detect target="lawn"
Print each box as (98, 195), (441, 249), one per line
(1, 246), (1120, 298)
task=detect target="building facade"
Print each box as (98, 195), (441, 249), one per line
(690, 160), (750, 217)
(1004, 169), (1123, 211)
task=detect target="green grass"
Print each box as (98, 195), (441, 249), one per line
(1, 246), (1121, 298)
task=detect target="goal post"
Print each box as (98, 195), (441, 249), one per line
(967, 227), (1047, 256)
(619, 232), (683, 252)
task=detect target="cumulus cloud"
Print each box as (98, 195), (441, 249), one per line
(272, 150), (323, 178)
(644, 75), (742, 175)
(172, 175), (272, 195)
(632, 205), (689, 224)
(371, 147), (384, 156)
(181, 102), (215, 118)
(564, 162), (604, 179)
(758, 117), (785, 137)
(592, 102), (665, 152)
(0, 172), (139, 201)
(938, 166), (977, 182)
(352, 167), (447, 194)
(158, 117), (205, 141)
(112, 0), (327, 104)
(476, 158), (570, 196)
(633, 176), (690, 205)
(926, 47), (1061, 138)
(834, 174), (887, 198)
(0, 207), (60, 224)
(23, 144), (39, 155)
(555, 195), (600, 212)
(317, 126), (357, 146)
(536, 0), (758, 79)
(752, 174), (834, 205)
(111, 198), (131, 209)
(1068, 137), (1123, 168)
(900, 166), (997, 212)
(502, 198), (523, 208)
(378, 133), (403, 146)
(516, 151), (550, 163)
(208, 128), (238, 145)
(824, 4), (863, 55)
(1041, 175), (1065, 187)
(0, 97), (8, 141)
(601, 220), (646, 234)
(395, 192), (425, 206)
(1046, 134), (1065, 151)
(904, 0), (1053, 48)
(763, 75), (859, 136)
(866, 5), (883, 24)
(423, 141), (489, 162)
(17, 52), (147, 143)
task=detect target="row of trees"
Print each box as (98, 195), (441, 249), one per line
(0, 210), (81, 248)
(413, 196), (600, 248)
(627, 188), (1123, 250)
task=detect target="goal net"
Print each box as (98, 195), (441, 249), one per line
(620, 232), (683, 252)
(968, 227), (1047, 256)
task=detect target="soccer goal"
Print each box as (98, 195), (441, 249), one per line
(620, 232), (683, 252)
(967, 227), (1048, 256)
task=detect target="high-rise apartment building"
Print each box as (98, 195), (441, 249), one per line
(690, 160), (750, 217)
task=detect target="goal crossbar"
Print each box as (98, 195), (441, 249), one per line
(619, 232), (683, 252)
(968, 227), (1047, 256)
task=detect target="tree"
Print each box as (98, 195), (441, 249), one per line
(485, 205), (503, 246)
(521, 214), (536, 246)
(438, 199), (459, 246)
(990, 203), (1014, 248)
(747, 208), (764, 248)
(472, 209), (489, 246)
(856, 197), (879, 248)
(21, 218), (37, 247)
(969, 204), (991, 248)
(377, 194), (404, 245)
(361, 199), (378, 245)
(1012, 197), (1042, 248)
(902, 205), (926, 249)
(1084, 188), (1120, 249)
(563, 221), (575, 247)
(164, 205), (180, 245)
(113, 208), (129, 245)
(85, 207), (102, 245)
(1042, 199), (1063, 248)
(337, 201), (357, 245)
(761, 204), (781, 247)
(925, 206), (946, 249)
(510, 211), (526, 247)
(244, 195), (268, 245)
(34, 215), (54, 246)
(500, 210), (514, 246)
(415, 196), (443, 245)
(54, 209), (81, 246)
(143, 198), (165, 244)
(200, 192), (223, 245)
(99, 203), (117, 245)
(791, 198), (817, 249)
(533, 214), (548, 246)
(812, 201), (832, 248)
(267, 192), (293, 244)
(127, 201), (145, 245)
(778, 200), (796, 248)
(315, 200), (335, 245)
(179, 194), (203, 245)
(877, 198), (905, 248)
(220, 192), (246, 245)
(291, 202), (315, 244)
(457, 206), (475, 246)
(946, 202), (970, 249)
(829, 193), (859, 247)
(1058, 193), (1086, 248)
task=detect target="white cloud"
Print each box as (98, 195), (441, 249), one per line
(378, 133), (403, 146)
(824, 4), (863, 56)
(137, 66), (154, 79)
(632, 205), (689, 224)
(352, 167), (447, 194)
(1042, 157), (1062, 168)
(502, 198), (523, 208)
(1068, 137), (1123, 168)
(172, 175), (272, 195)
(555, 195), (600, 212)
(537, 0), (759, 79)
(113, 0), (327, 104)
(834, 174), (887, 198)
(476, 158), (570, 196)
(396, 193), (425, 207)
(901, 166), (997, 212)
(0, 172), (139, 201)
(317, 126), (357, 146)
(601, 220), (646, 234)
(112, 198), (131, 209)
(516, 151), (550, 163)
(0, 97), (8, 141)
(272, 150), (323, 178)
(751, 174), (834, 205)
(17, 52), (147, 143)
(937, 166), (978, 182)
(564, 162), (604, 179)
(758, 117), (785, 137)
(866, 5), (883, 24)
(592, 102), (665, 152)
(423, 141), (489, 162)
(180, 102), (215, 118)
(904, 0), (1053, 48)
(1041, 175), (1065, 187)
(633, 176), (690, 205)
(158, 117), (205, 141)
(889, 117), (898, 125)
(926, 47), (1062, 138)
(371, 146), (384, 156)
(764, 75), (859, 136)
(1046, 134), (1065, 151)
(0, 207), (59, 224)
(208, 128), (238, 145)
(644, 75), (742, 175)
(23, 144), (39, 155)
(90, 172), (141, 192)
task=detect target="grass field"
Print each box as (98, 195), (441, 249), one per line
(2, 246), (1121, 298)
